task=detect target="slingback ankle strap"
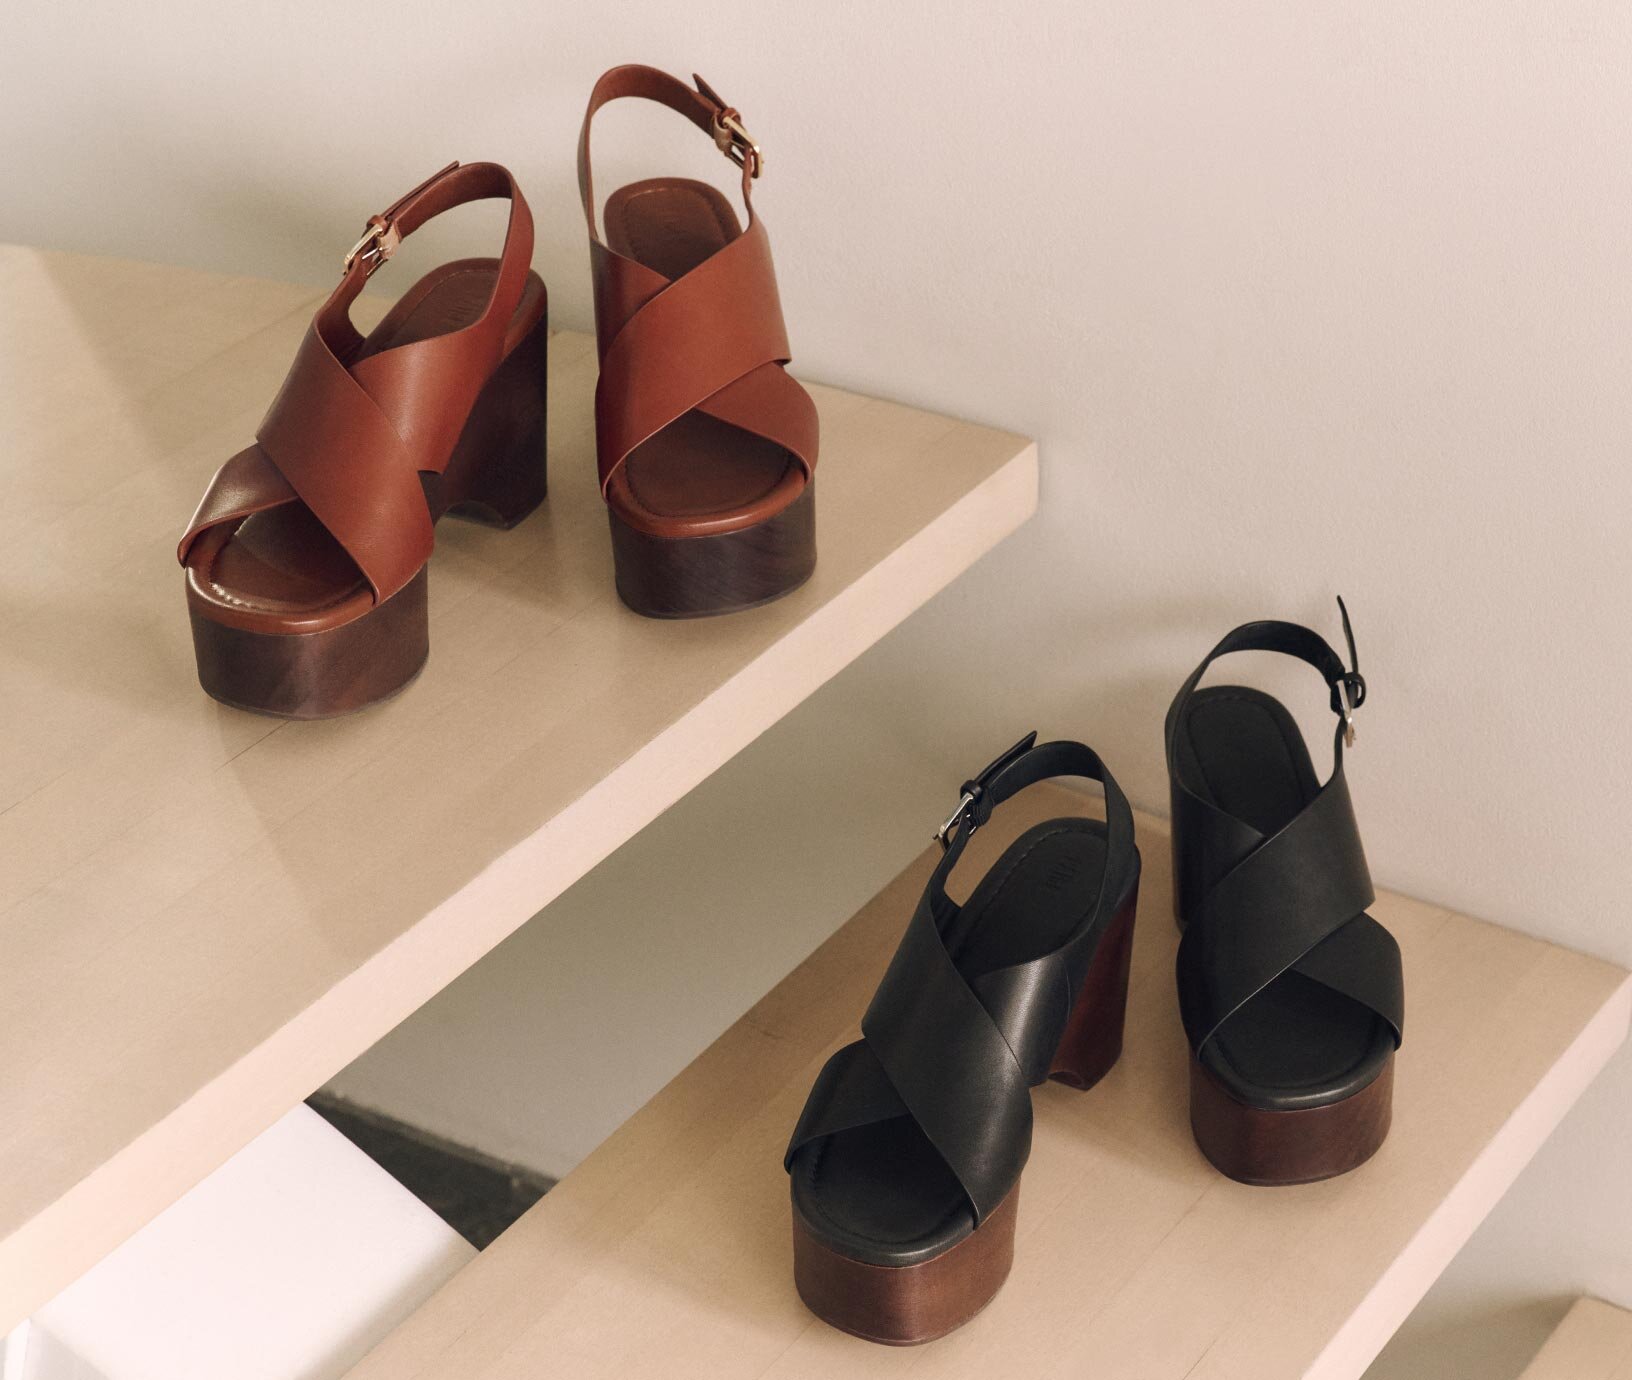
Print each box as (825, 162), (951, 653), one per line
(1165, 596), (1367, 759)
(177, 162), (537, 605)
(322, 161), (535, 366)
(785, 735), (1138, 1225)
(577, 66), (761, 246)
(1167, 601), (1403, 1060)
(930, 732), (1136, 907)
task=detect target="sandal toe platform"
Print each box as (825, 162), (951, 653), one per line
(785, 735), (1141, 1344)
(577, 66), (818, 617)
(178, 162), (547, 718)
(1167, 600), (1405, 1185)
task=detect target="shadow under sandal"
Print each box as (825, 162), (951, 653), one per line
(178, 162), (548, 718)
(577, 66), (818, 617)
(1166, 600), (1404, 1185)
(785, 735), (1141, 1345)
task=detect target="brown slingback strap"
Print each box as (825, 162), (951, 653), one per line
(177, 162), (536, 605)
(577, 67), (759, 244)
(576, 66), (816, 499)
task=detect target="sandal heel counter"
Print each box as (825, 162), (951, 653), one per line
(1048, 865), (1141, 1091)
(442, 308), (550, 528)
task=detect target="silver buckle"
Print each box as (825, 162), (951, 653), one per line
(934, 791), (977, 853)
(1339, 678), (1359, 748)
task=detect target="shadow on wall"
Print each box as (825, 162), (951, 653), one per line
(1367, 1293), (1576, 1380)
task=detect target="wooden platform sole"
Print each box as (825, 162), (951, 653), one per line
(188, 315), (548, 720)
(791, 870), (1140, 1345)
(792, 1188), (1018, 1347)
(609, 482), (816, 619)
(190, 570), (432, 720)
(1189, 1053), (1395, 1186)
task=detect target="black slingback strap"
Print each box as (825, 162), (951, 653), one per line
(1168, 600), (1402, 1059)
(785, 735), (1136, 1225)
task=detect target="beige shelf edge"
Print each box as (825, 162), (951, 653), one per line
(1519, 1298), (1632, 1379)
(341, 787), (1632, 1380)
(0, 245), (1037, 1330)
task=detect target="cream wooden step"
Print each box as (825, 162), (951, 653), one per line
(0, 244), (1036, 1330)
(1520, 1299), (1632, 1379)
(341, 787), (1632, 1380)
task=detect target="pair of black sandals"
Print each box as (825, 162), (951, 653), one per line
(783, 603), (1406, 1345)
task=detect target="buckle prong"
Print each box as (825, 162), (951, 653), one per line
(1339, 678), (1359, 748)
(342, 218), (400, 278)
(935, 791), (978, 854)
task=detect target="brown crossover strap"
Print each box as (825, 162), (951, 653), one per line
(577, 66), (817, 496)
(177, 162), (535, 604)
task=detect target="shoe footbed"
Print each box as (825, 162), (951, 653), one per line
(791, 819), (1111, 1268)
(601, 177), (803, 534)
(1176, 686), (1393, 1111)
(186, 265), (543, 633)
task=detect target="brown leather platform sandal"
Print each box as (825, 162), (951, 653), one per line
(785, 736), (1141, 1344)
(1167, 601), (1404, 1185)
(577, 66), (818, 618)
(177, 162), (547, 718)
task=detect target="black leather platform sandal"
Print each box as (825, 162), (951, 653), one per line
(784, 735), (1141, 1344)
(1167, 600), (1403, 1185)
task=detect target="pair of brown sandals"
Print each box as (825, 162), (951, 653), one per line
(178, 66), (818, 719)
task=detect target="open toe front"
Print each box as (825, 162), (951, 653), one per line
(177, 163), (548, 717)
(784, 738), (1141, 1343)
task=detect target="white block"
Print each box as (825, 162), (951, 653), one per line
(5, 1106), (473, 1380)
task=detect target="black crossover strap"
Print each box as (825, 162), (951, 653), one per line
(785, 735), (1135, 1224)
(1167, 600), (1403, 1058)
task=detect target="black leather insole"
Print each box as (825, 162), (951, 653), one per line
(791, 821), (1109, 1267)
(1177, 687), (1393, 1111)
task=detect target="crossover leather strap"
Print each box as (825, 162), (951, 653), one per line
(1166, 601), (1405, 1058)
(178, 162), (535, 604)
(785, 736), (1137, 1225)
(576, 65), (817, 498)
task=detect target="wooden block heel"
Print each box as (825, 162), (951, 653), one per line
(1189, 1052), (1394, 1186)
(785, 737), (1140, 1344)
(1050, 867), (1141, 1091)
(177, 163), (548, 719)
(608, 481), (815, 618)
(438, 308), (549, 530)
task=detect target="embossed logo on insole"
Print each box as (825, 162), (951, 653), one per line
(1040, 854), (1084, 893)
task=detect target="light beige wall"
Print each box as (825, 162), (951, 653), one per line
(7, 3), (1630, 1375)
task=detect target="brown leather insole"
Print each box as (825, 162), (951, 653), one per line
(186, 264), (543, 633)
(601, 177), (802, 534)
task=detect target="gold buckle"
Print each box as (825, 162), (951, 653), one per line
(341, 218), (400, 278)
(712, 108), (764, 179)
